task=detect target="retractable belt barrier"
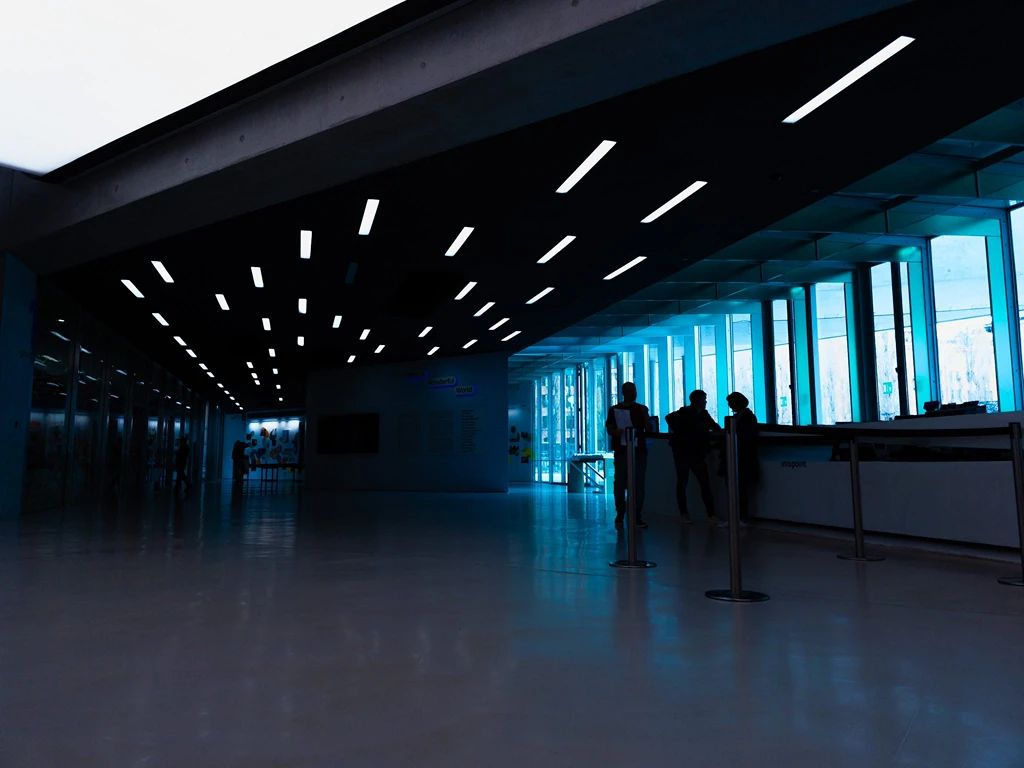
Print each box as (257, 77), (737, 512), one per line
(610, 427), (657, 570)
(616, 421), (1024, 592)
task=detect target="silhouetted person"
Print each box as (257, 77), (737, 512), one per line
(718, 392), (759, 528)
(232, 440), (247, 485)
(174, 440), (192, 493)
(665, 390), (723, 525)
(606, 381), (652, 530)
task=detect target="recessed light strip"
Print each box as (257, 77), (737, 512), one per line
(526, 287), (554, 305)
(153, 313), (169, 326)
(455, 282), (477, 301)
(419, 326), (433, 338)
(216, 293), (230, 311)
(121, 280), (144, 298)
(557, 140), (616, 194)
(298, 298), (307, 314)
(641, 181), (708, 224)
(782, 36), (915, 124)
(502, 331), (521, 342)
(463, 339), (477, 349)
(300, 230), (312, 260)
(332, 315), (342, 329)
(474, 302), (495, 317)
(537, 236), (577, 264)
(251, 267), (264, 288)
(604, 256), (647, 281)
(359, 199), (380, 235)
(428, 347), (439, 356)
(489, 318), (509, 331)
(262, 318), (271, 331)
(445, 227), (475, 257)
(151, 261), (174, 283)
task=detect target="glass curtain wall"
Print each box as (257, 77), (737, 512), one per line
(814, 282), (853, 424)
(730, 314), (754, 414)
(772, 300), (793, 425)
(697, 326), (720, 422)
(871, 264), (919, 420)
(931, 235), (999, 410)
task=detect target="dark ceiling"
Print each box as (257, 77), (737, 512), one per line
(53, 0), (1024, 412)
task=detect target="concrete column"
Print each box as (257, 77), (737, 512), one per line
(0, 253), (37, 517)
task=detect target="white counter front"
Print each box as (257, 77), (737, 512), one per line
(641, 411), (1024, 549)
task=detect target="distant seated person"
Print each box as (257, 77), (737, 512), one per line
(606, 382), (652, 530)
(717, 392), (759, 528)
(665, 390), (723, 525)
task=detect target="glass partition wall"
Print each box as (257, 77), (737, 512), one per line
(24, 282), (222, 511)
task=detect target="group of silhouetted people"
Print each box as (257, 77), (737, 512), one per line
(606, 383), (758, 530)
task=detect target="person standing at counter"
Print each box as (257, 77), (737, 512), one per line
(718, 391), (759, 527)
(665, 390), (723, 525)
(606, 382), (653, 530)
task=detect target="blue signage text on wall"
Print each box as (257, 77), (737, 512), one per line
(428, 375), (457, 388)
(455, 384), (475, 397)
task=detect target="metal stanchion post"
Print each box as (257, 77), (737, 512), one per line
(706, 416), (768, 602)
(999, 422), (1024, 587)
(611, 426), (656, 570)
(838, 435), (884, 562)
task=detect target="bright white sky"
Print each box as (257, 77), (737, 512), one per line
(0, 0), (406, 174)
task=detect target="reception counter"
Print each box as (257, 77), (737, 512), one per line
(641, 410), (1024, 549)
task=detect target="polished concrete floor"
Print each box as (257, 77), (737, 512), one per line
(1, 483), (1023, 767)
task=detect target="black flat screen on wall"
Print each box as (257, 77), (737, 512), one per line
(317, 413), (380, 454)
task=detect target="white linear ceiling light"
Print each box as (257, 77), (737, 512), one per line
(216, 293), (230, 311)
(251, 372), (258, 379)
(298, 298), (307, 314)
(173, 336), (186, 346)
(347, 355), (356, 364)
(300, 230), (312, 260)
(463, 339), (477, 349)
(641, 181), (708, 224)
(445, 227), (475, 257)
(279, 398), (284, 403)
(199, 363), (208, 371)
(152, 313), (169, 326)
(151, 261), (174, 283)
(206, 371), (215, 378)
(254, 380), (261, 386)
(537, 235), (576, 264)
(251, 267), (264, 288)
(217, 383), (224, 389)
(272, 368), (279, 375)
(297, 336), (304, 347)
(269, 348), (276, 357)
(121, 279), (144, 298)
(526, 287), (554, 305)
(247, 362), (254, 369)
(332, 315), (342, 329)
(276, 384), (282, 390)
(360, 329), (371, 340)
(502, 330), (521, 342)
(783, 36), (915, 124)
(186, 349), (197, 358)
(428, 346), (439, 356)
(262, 318), (271, 331)
(489, 317), (509, 331)
(556, 140), (616, 193)
(474, 302), (495, 317)
(375, 344), (385, 354)
(359, 199), (380, 235)
(419, 326), (433, 338)
(604, 256), (647, 281)
(455, 281), (477, 301)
